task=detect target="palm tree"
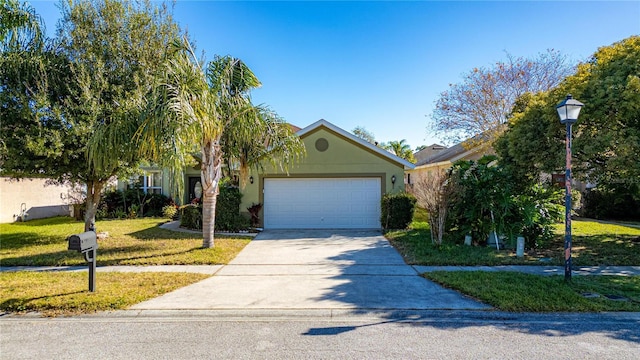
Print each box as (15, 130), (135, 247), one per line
(382, 139), (415, 163)
(1, 0), (44, 52)
(139, 39), (303, 248)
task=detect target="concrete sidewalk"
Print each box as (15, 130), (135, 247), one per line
(3, 265), (638, 276)
(413, 265), (640, 276)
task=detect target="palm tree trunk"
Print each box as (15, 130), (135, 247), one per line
(201, 139), (223, 248)
(84, 180), (103, 232)
(202, 188), (217, 248)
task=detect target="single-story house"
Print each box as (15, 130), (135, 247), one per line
(240, 119), (415, 229)
(127, 119), (415, 229)
(405, 140), (494, 186)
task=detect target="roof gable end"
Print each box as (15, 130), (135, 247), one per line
(297, 119), (415, 169)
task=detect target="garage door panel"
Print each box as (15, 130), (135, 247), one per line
(264, 178), (381, 229)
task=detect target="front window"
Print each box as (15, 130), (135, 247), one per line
(137, 171), (163, 194)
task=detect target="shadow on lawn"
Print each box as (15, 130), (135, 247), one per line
(0, 249), (78, 267)
(126, 226), (201, 240)
(1, 291), (86, 310)
(0, 232), (67, 249)
(0, 244), (199, 267)
(3, 217), (77, 227)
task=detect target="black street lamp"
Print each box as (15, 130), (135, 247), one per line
(556, 94), (584, 282)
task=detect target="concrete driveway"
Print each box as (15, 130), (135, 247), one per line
(131, 230), (488, 311)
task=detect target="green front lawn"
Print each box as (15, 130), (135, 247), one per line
(425, 271), (640, 312)
(386, 211), (640, 266)
(0, 271), (210, 316)
(0, 217), (251, 266)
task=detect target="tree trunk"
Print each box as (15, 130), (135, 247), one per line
(201, 139), (223, 248)
(84, 180), (104, 232)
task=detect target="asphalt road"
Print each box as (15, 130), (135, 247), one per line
(2, 311), (638, 359)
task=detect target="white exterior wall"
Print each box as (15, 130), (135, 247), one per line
(0, 177), (72, 223)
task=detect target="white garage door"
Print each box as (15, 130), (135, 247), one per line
(264, 178), (381, 229)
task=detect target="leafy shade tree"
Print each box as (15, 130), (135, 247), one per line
(139, 40), (304, 248)
(352, 126), (377, 144)
(0, 0), (52, 167)
(0, 0), (184, 231)
(381, 139), (415, 163)
(1, 0), (72, 189)
(495, 36), (640, 193)
(431, 50), (574, 146)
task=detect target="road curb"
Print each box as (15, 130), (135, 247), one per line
(3, 309), (639, 323)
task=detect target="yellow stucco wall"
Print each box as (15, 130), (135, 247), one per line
(240, 126), (407, 220)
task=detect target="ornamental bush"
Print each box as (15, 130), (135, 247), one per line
(180, 204), (201, 230)
(446, 155), (563, 249)
(99, 188), (171, 218)
(179, 180), (249, 232)
(381, 192), (417, 230)
(215, 184), (249, 232)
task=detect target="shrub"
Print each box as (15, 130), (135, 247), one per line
(145, 193), (172, 217)
(162, 205), (178, 220)
(180, 205), (202, 230)
(381, 192), (417, 230)
(98, 188), (171, 218)
(179, 179), (249, 232)
(446, 156), (563, 249)
(215, 184), (249, 232)
(446, 156), (509, 245)
(583, 185), (640, 221)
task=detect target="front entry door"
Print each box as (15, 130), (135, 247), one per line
(188, 176), (202, 203)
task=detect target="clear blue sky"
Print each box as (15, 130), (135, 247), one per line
(31, 1), (640, 149)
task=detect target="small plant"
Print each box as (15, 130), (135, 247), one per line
(128, 204), (140, 219)
(247, 203), (262, 228)
(111, 208), (127, 219)
(162, 205), (178, 219)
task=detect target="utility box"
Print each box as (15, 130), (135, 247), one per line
(68, 231), (97, 252)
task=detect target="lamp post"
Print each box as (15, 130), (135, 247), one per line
(556, 94), (584, 282)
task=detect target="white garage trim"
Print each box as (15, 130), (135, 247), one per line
(263, 178), (381, 229)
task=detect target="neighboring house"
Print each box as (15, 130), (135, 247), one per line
(119, 119), (414, 229)
(0, 177), (73, 223)
(413, 144), (447, 164)
(405, 140), (494, 186)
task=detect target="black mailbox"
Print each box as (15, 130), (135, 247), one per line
(68, 231), (97, 252)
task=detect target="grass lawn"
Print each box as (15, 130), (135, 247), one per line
(0, 217), (251, 266)
(425, 271), (640, 312)
(386, 208), (640, 266)
(0, 271), (210, 316)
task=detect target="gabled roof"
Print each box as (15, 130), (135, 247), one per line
(297, 119), (415, 169)
(415, 143), (467, 166)
(414, 144), (447, 164)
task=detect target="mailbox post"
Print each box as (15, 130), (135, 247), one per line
(68, 231), (98, 292)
